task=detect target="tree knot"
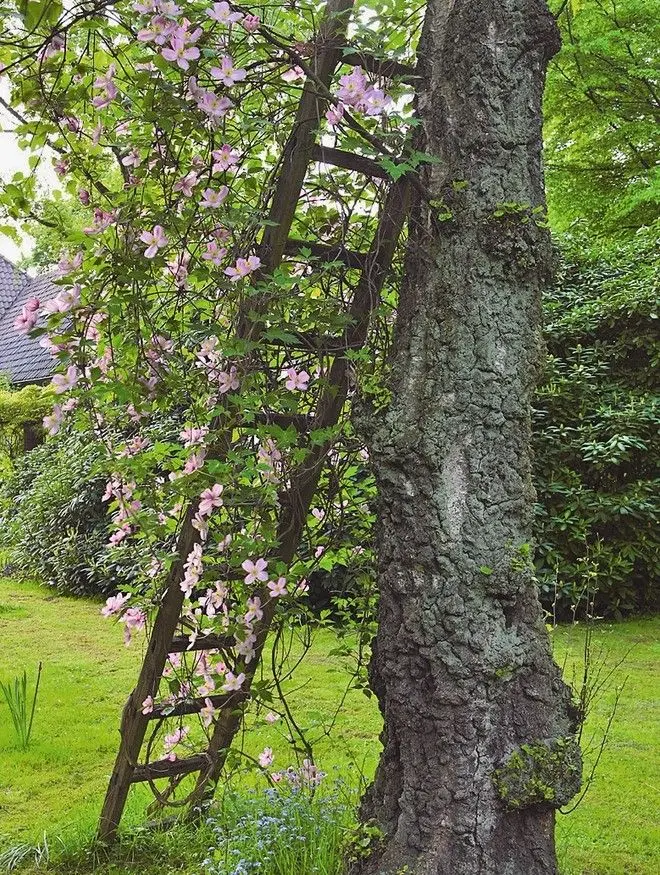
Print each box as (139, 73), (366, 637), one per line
(493, 736), (582, 810)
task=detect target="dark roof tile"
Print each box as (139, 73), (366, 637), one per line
(0, 259), (59, 386)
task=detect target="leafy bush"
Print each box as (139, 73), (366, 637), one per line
(533, 230), (659, 617)
(0, 380), (52, 476)
(0, 428), (131, 597)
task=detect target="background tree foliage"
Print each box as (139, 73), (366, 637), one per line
(545, 0), (659, 236)
(533, 227), (659, 617)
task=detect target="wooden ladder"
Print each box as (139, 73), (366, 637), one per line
(97, 0), (416, 842)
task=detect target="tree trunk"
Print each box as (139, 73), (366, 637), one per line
(356, 2), (581, 873)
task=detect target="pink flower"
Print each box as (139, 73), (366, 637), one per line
(25, 296), (40, 312)
(200, 186), (229, 209)
(197, 92), (234, 118)
(78, 189), (90, 205)
(43, 287), (81, 315)
(283, 367), (310, 391)
(202, 240), (227, 265)
(121, 149), (141, 168)
(92, 64), (118, 108)
(217, 366), (240, 394)
(361, 87), (392, 116)
(162, 37), (200, 70)
(244, 596), (263, 624)
(222, 671), (246, 692)
(337, 66), (368, 107)
(14, 306), (38, 333)
(184, 448), (207, 475)
(43, 405), (64, 436)
(173, 171), (199, 197)
(120, 607), (146, 647)
(258, 747), (274, 767)
(282, 66), (305, 83)
(140, 225), (168, 258)
(101, 592), (131, 617)
(326, 104), (344, 127)
(51, 365), (79, 394)
(267, 577), (287, 597)
(224, 255), (260, 282)
(265, 711), (279, 724)
(242, 557), (268, 585)
(180, 425), (209, 447)
(163, 725), (189, 759)
(137, 15), (175, 45)
(200, 697), (217, 727)
(199, 483), (224, 516)
(141, 695), (154, 714)
(210, 56), (247, 87)
(207, 2), (242, 25)
(241, 14), (260, 33)
(212, 144), (239, 172)
(57, 251), (83, 276)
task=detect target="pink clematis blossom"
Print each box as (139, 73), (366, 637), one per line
(210, 55), (247, 87)
(265, 711), (279, 724)
(200, 186), (229, 209)
(267, 577), (287, 598)
(244, 596), (263, 624)
(163, 725), (189, 760)
(184, 447), (207, 475)
(222, 671), (246, 692)
(173, 171), (199, 197)
(283, 367), (310, 391)
(197, 91), (234, 118)
(326, 103), (344, 127)
(101, 592), (131, 617)
(207, 2), (242, 25)
(199, 483), (224, 516)
(242, 557), (268, 586)
(258, 747), (274, 767)
(180, 425), (209, 447)
(217, 366), (240, 394)
(92, 64), (118, 108)
(202, 240), (227, 265)
(200, 697), (217, 727)
(140, 225), (168, 258)
(141, 695), (154, 714)
(282, 65), (305, 83)
(14, 306), (38, 333)
(43, 405), (64, 436)
(121, 149), (141, 168)
(241, 14), (260, 32)
(224, 254), (260, 282)
(137, 14), (176, 45)
(162, 36), (200, 70)
(51, 365), (79, 394)
(212, 144), (239, 172)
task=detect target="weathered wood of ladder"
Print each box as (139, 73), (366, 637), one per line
(97, 0), (416, 842)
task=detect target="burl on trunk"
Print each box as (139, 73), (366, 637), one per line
(357, 1), (581, 873)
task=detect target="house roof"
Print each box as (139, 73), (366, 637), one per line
(0, 256), (58, 386)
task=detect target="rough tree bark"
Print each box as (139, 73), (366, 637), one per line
(356, 2), (582, 873)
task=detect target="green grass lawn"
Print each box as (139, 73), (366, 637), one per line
(0, 577), (657, 874)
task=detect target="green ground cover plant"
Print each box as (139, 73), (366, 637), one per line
(0, 578), (658, 874)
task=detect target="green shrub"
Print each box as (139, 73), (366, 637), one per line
(0, 381), (52, 476)
(0, 428), (131, 597)
(533, 229), (659, 617)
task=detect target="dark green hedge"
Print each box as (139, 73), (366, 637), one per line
(532, 230), (659, 617)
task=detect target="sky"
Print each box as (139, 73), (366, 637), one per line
(0, 80), (57, 263)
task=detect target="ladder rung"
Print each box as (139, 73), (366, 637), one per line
(311, 144), (388, 178)
(340, 51), (418, 82)
(131, 752), (211, 783)
(148, 693), (230, 720)
(169, 633), (233, 653)
(285, 238), (367, 269)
